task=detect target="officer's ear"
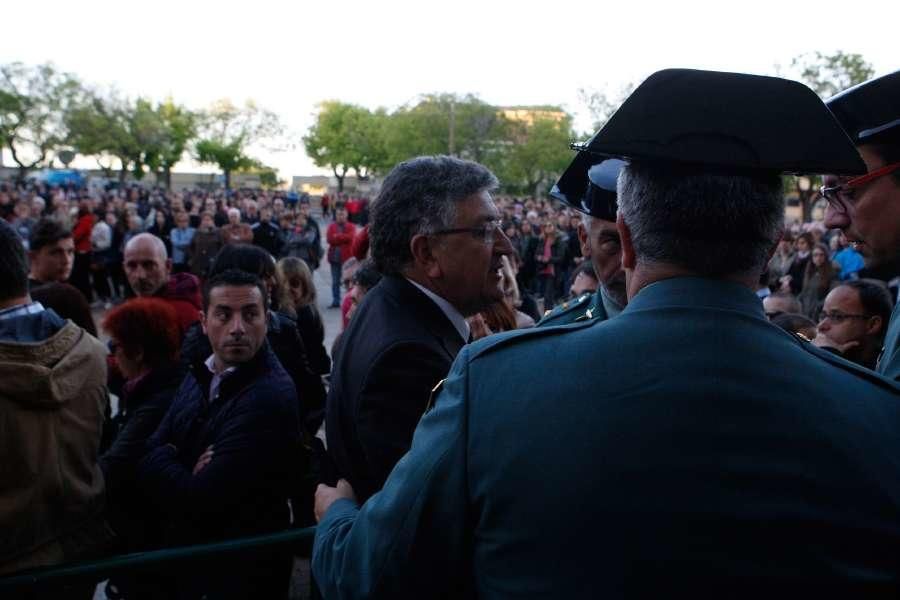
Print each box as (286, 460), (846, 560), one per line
(616, 214), (636, 270)
(576, 221), (590, 258)
(409, 234), (442, 278)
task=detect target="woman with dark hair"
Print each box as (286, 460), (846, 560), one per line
(30, 281), (97, 336)
(534, 221), (566, 311)
(100, 298), (184, 599)
(276, 256), (330, 375)
(798, 243), (838, 319)
(783, 232), (814, 294)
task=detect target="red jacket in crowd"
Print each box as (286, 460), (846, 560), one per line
(72, 213), (95, 253)
(327, 221), (357, 265)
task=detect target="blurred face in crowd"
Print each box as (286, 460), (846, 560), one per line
(260, 207), (272, 223)
(124, 235), (171, 297)
(285, 273), (308, 308)
(811, 246), (827, 267)
(200, 213), (215, 230)
(823, 146), (900, 268)
(31, 198), (45, 218)
(111, 338), (144, 380)
(578, 215), (626, 307)
(175, 212), (189, 229)
(426, 190), (513, 316)
(29, 236), (75, 283)
(335, 208), (348, 223)
(795, 236), (810, 253)
(817, 285), (883, 358)
(570, 270), (598, 298)
(205, 199), (216, 213)
(202, 284), (268, 369)
(105, 212), (117, 227)
(763, 295), (799, 320)
(227, 208), (241, 225)
(128, 215), (142, 232)
(347, 283), (367, 321)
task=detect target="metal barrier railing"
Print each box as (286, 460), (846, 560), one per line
(0, 526), (317, 592)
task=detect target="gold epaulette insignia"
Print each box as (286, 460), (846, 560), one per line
(423, 378), (446, 416)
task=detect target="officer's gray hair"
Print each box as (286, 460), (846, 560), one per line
(370, 155), (499, 276)
(617, 162), (783, 277)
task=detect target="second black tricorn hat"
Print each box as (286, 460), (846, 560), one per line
(826, 70), (900, 146)
(576, 68), (867, 176)
(550, 155), (624, 221)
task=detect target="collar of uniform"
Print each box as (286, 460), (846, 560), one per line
(623, 277), (765, 318)
(599, 286), (622, 319)
(405, 278), (470, 343)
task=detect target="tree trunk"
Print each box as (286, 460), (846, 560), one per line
(119, 164), (128, 185)
(164, 165), (172, 191)
(333, 166), (347, 193)
(224, 168), (231, 191)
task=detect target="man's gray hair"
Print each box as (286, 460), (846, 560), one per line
(617, 162), (784, 277)
(370, 155), (499, 276)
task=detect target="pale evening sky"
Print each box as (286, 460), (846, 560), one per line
(2, 0), (897, 182)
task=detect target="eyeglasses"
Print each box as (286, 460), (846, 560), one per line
(820, 161), (900, 214)
(818, 310), (870, 324)
(432, 219), (506, 244)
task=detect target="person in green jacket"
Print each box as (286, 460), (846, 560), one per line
(538, 157), (627, 326)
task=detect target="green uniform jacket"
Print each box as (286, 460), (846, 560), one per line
(536, 290), (607, 327)
(877, 300), (900, 381)
(313, 277), (900, 599)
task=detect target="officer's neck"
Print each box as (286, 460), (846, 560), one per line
(626, 263), (758, 301)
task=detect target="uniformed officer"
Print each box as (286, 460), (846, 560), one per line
(537, 157), (627, 326)
(312, 69), (900, 599)
(822, 70), (900, 380)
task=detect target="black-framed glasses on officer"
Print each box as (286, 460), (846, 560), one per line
(818, 310), (871, 324)
(820, 161), (900, 214)
(432, 219), (506, 245)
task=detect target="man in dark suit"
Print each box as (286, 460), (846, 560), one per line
(326, 155), (514, 502)
(313, 70), (900, 598)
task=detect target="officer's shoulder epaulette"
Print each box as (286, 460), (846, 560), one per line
(793, 332), (900, 392)
(467, 317), (597, 362)
(537, 293), (592, 326)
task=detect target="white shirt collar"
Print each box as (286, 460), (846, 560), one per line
(204, 354), (238, 402)
(405, 278), (470, 343)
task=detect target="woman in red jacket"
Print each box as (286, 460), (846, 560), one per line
(70, 197), (96, 302)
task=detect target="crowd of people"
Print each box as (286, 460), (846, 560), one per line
(1, 66), (899, 599)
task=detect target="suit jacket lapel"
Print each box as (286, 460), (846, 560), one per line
(381, 276), (466, 361)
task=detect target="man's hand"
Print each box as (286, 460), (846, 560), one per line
(192, 445), (214, 475)
(315, 479), (357, 523)
(813, 332), (860, 355)
(467, 313), (494, 341)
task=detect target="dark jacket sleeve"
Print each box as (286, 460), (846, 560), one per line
(100, 386), (176, 495)
(270, 313), (326, 430)
(355, 341), (451, 498)
(137, 381), (300, 520)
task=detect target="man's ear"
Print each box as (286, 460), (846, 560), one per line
(577, 221), (590, 258)
(165, 258), (173, 275)
(410, 234), (442, 278)
(616, 214), (636, 270)
(200, 310), (208, 335)
(866, 315), (883, 337)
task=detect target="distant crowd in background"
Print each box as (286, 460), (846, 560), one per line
(2, 176), (898, 347)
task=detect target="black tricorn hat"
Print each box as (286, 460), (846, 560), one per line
(826, 70), (900, 146)
(575, 68), (867, 176)
(550, 154), (624, 221)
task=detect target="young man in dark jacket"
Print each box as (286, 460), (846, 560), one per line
(138, 269), (301, 598)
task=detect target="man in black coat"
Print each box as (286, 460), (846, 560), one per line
(138, 269), (301, 598)
(326, 156), (514, 503)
